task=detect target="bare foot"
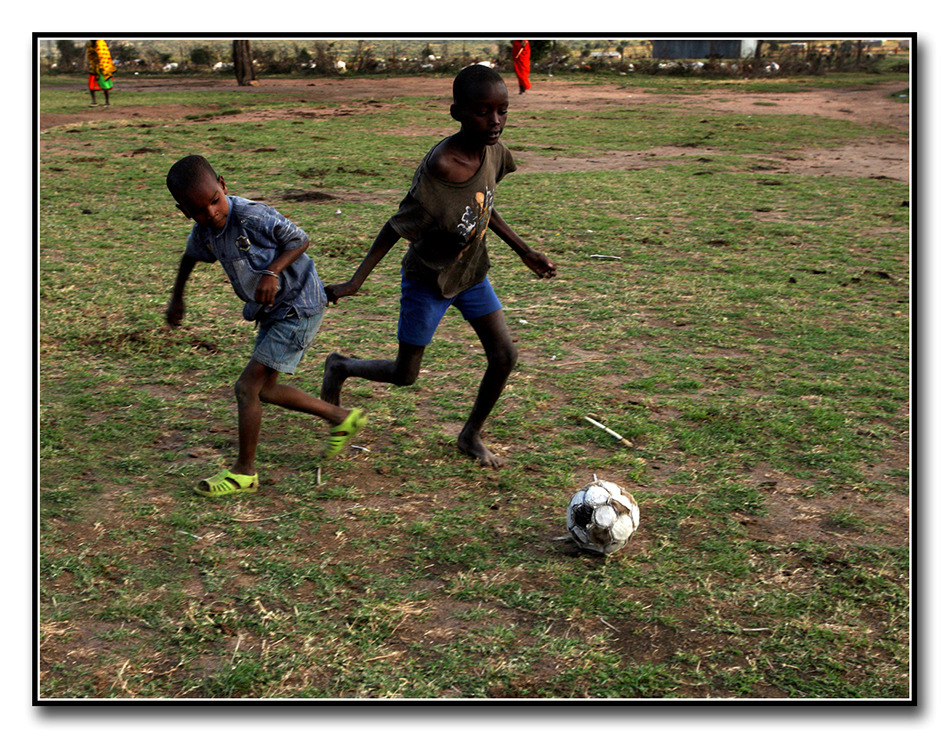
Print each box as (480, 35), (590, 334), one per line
(321, 352), (347, 406)
(457, 428), (504, 469)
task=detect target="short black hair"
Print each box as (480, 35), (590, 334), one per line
(452, 64), (506, 105)
(166, 155), (218, 198)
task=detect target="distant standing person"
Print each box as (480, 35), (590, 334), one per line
(86, 40), (115, 106)
(512, 40), (530, 94)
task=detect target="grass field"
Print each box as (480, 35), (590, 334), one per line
(37, 70), (911, 700)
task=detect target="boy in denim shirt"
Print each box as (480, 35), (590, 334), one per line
(165, 155), (366, 496)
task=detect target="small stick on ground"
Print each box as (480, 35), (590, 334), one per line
(582, 416), (634, 448)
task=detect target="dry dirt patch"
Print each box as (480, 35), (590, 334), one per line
(41, 76), (909, 184)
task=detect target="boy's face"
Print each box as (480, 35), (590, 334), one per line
(453, 81), (509, 146)
(174, 172), (229, 230)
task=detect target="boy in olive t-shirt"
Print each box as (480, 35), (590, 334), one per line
(321, 64), (556, 468)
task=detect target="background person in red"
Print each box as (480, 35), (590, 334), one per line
(512, 40), (531, 94)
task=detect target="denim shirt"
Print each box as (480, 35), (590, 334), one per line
(185, 196), (326, 322)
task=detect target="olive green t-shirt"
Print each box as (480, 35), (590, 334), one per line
(389, 140), (517, 298)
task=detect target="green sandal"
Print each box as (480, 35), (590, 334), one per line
(323, 409), (367, 463)
(195, 469), (259, 497)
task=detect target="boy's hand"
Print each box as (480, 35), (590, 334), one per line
(255, 274), (279, 306)
(165, 296), (185, 326)
(521, 249), (557, 279)
(325, 281), (359, 305)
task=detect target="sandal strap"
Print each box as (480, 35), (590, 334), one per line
(196, 470), (258, 496)
(322, 409), (367, 462)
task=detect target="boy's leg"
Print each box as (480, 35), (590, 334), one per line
(233, 359), (353, 476)
(232, 360), (279, 476)
(322, 274), (446, 405)
(458, 309), (518, 468)
(321, 343), (426, 406)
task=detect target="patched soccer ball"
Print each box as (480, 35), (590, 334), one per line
(566, 477), (639, 555)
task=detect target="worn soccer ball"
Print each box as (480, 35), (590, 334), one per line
(566, 478), (639, 555)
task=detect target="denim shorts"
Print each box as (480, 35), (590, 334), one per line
(398, 274), (503, 346)
(251, 309), (324, 374)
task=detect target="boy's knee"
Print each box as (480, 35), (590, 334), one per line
(393, 347), (425, 387)
(233, 379), (251, 403)
(393, 365), (420, 387)
(490, 342), (518, 373)
(234, 363), (275, 404)
(234, 376), (263, 404)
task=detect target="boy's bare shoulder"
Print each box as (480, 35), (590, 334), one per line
(426, 139), (456, 180)
(426, 137), (478, 183)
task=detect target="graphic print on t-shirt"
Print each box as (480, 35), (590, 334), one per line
(457, 188), (495, 253)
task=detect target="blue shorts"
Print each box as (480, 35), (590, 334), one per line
(251, 309), (324, 374)
(398, 275), (503, 346)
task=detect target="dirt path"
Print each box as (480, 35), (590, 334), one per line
(41, 75), (910, 183)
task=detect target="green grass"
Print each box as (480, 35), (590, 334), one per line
(38, 71), (910, 700)
(623, 71), (909, 95)
(507, 107), (897, 157)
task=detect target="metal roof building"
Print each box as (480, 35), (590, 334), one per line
(652, 39), (757, 59)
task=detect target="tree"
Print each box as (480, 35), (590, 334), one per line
(232, 40), (257, 86)
(55, 40), (83, 72)
(530, 40), (553, 60)
(190, 46), (216, 68)
(528, 40), (555, 70)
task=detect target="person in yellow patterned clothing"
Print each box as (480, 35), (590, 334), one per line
(86, 40), (115, 106)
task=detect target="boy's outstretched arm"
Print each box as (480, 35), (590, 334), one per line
(325, 222), (401, 304)
(489, 209), (556, 279)
(166, 253), (198, 326)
